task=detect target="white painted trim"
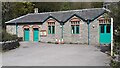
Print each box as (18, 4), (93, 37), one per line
(102, 7), (111, 12)
(111, 18), (113, 56)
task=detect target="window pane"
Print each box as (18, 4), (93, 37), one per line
(100, 25), (104, 33)
(76, 25), (80, 34)
(106, 24), (111, 33)
(71, 25), (75, 34)
(52, 26), (55, 34)
(48, 26), (51, 34)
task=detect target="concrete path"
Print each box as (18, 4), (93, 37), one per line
(2, 42), (110, 66)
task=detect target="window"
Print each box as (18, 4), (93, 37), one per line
(48, 22), (55, 34)
(52, 26), (55, 34)
(106, 24), (111, 33)
(100, 25), (104, 33)
(40, 30), (47, 37)
(48, 26), (51, 34)
(76, 25), (80, 34)
(71, 21), (80, 34)
(71, 25), (75, 34)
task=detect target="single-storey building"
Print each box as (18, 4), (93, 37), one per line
(5, 8), (112, 45)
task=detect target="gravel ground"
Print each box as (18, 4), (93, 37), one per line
(2, 42), (110, 66)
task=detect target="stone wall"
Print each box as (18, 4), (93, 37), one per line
(6, 25), (16, 35)
(6, 18), (100, 45)
(89, 19), (99, 45)
(63, 18), (88, 44)
(40, 18), (61, 43)
(40, 17), (99, 45)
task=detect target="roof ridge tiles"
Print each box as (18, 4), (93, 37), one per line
(27, 8), (103, 15)
(5, 8), (106, 24)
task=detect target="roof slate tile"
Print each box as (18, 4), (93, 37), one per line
(5, 8), (107, 24)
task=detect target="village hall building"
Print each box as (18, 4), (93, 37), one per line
(5, 8), (112, 45)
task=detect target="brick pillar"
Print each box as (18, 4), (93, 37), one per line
(30, 26), (33, 41)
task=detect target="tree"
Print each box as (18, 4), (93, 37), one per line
(2, 2), (13, 29)
(109, 2), (120, 47)
(60, 2), (71, 11)
(11, 2), (34, 18)
(2, 2), (34, 29)
(108, 2), (120, 68)
(33, 2), (63, 12)
(92, 2), (103, 8)
(2, 2), (35, 42)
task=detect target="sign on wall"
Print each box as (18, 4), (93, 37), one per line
(40, 30), (47, 37)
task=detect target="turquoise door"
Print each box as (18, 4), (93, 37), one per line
(24, 29), (29, 41)
(33, 28), (39, 41)
(99, 24), (111, 44)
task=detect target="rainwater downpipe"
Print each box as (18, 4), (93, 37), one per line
(61, 22), (64, 43)
(87, 20), (90, 45)
(62, 23), (63, 39)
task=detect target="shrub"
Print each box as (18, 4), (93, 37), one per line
(0, 30), (18, 42)
(47, 41), (52, 43)
(18, 37), (23, 41)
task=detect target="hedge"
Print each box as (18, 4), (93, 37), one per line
(0, 30), (18, 42)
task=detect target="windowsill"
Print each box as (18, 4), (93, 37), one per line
(72, 34), (79, 35)
(48, 34), (55, 35)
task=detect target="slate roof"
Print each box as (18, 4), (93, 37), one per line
(5, 8), (109, 24)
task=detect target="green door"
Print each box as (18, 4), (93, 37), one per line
(24, 29), (29, 41)
(33, 28), (39, 41)
(99, 24), (111, 44)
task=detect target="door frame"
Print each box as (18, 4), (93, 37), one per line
(23, 25), (30, 41)
(33, 28), (39, 41)
(24, 28), (30, 41)
(32, 25), (40, 41)
(99, 24), (111, 44)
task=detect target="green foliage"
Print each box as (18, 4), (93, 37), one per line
(60, 2), (71, 11)
(113, 42), (120, 54)
(69, 2), (103, 10)
(33, 2), (63, 12)
(110, 2), (120, 29)
(110, 60), (120, 68)
(91, 2), (103, 8)
(109, 2), (120, 68)
(109, 2), (120, 53)
(2, 2), (34, 28)
(12, 2), (34, 17)
(0, 29), (18, 42)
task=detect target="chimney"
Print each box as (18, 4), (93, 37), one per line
(34, 8), (38, 13)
